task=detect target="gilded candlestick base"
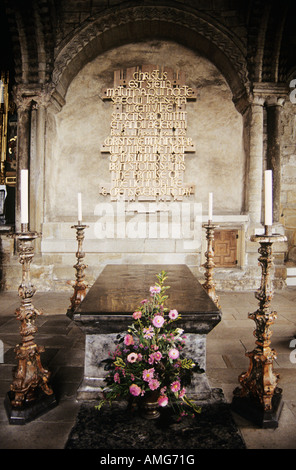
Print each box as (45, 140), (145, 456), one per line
(5, 228), (56, 424)
(68, 223), (89, 313)
(202, 221), (220, 308)
(232, 231), (287, 428)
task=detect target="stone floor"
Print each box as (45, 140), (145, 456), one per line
(0, 287), (296, 449)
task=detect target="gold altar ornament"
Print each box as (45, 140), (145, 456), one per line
(5, 224), (56, 424)
(232, 227), (287, 428)
(68, 222), (89, 312)
(202, 221), (220, 309)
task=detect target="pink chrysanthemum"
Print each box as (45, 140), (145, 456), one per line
(158, 395), (169, 407)
(150, 285), (161, 296)
(124, 334), (134, 346)
(129, 384), (142, 396)
(179, 387), (186, 398)
(133, 310), (142, 320)
(143, 326), (154, 339)
(143, 368), (155, 382)
(153, 351), (162, 362)
(148, 379), (160, 390)
(168, 348), (180, 360)
(148, 354), (155, 365)
(171, 380), (181, 393)
(169, 309), (179, 320)
(114, 372), (120, 383)
(152, 315), (165, 328)
(127, 352), (138, 363)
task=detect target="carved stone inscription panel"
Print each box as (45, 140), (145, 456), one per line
(100, 65), (197, 201)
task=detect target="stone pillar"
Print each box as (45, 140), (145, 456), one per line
(30, 101), (46, 238)
(14, 85), (48, 235)
(247, 95), (265, 224)
(14, 94), (33, 232)
(266, 97), (284, 224)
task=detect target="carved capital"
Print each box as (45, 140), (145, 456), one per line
(252, 82), (289, 107)
(251, 94), (265, 107)
(13, 88), (34, 112)
(13, 83), (59, 112)
(265, 96), (285, 107)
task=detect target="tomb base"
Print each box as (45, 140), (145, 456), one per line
(69, 265), (221, 404)
(76, 332), (213, 402)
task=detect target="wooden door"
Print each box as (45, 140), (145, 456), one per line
(213, 230), (238, 267)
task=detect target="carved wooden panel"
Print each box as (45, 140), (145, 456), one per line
(213, 229), (238, 267)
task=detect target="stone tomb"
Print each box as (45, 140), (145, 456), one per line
(68, 264), (221, 401)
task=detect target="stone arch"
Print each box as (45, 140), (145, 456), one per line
(51, 5), (250, 114)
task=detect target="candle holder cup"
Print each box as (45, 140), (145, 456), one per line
(4, 226), (57, 424)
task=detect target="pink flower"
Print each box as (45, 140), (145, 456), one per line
(150, 285), (161, 296)
(133, 310), (142, 320)
(143, 326), (154, 339)
(129, 384), (142, 396)
(168, 348), (179, 360)
(127, 352), (138, 363)
(148, 351), (162, 364)
(152, 315), (165, 328)
(114, 372), (120, 383)
(124, 334), (134, 346)
(171, 380), (181, 393)
(149, 379), (160, 391)
(143, 368), (155, 382)
(158, 395), (169, 407)
(169, 309), (179, 320)
(148, 354), (155, 365)
(179, 387), (186, 398)
(140, 299), (148, 304)
(153, 351), (162, 362)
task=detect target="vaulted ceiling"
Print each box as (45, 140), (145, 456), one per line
(1, 0), (296, 93)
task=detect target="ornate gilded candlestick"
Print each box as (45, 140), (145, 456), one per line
(68, 222), (89, 313)
(202, 221), (220, 308)
(5, 224), (57, 424)
(232, 225), (287, 428)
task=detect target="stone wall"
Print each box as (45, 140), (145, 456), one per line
(2, 40), (290, 293)
(281, 100), (296, 263)
(35, 40), (248, 291)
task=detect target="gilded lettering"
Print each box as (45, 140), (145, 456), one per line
(101, 66), (196, 201)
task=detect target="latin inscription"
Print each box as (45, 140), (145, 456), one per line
(101, 66), (197, 201)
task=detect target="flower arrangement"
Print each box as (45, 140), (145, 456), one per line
(97, 271), (204, 417)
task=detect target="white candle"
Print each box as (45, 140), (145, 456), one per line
(78, 192), (82, 222)
(20, 169), (29, 224)
(208, 192), (213, 221)
(264, 170), (273, 226)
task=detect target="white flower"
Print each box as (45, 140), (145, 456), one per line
(175, 328), (184, 338)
